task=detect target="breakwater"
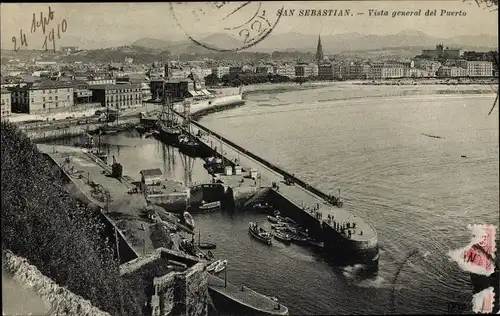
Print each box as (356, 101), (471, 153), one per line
(174, 109), (379, 264)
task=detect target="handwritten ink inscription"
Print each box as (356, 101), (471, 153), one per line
(12, 6), (68, 52)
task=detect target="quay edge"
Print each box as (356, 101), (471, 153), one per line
(37, 144), (289, 315)
(172, 106), (379, 265)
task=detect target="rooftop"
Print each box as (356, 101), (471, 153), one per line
(140, 168), (163, 177)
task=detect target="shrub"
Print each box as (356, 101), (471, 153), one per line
(1, 121), (141, 316)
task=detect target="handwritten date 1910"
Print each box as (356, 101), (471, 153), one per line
(12, 6), (68, 52)
(42, 19), (68, 52)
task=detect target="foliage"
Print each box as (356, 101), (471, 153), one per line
(221, 72), (291, 87)
(150, 223), (174, 249)
(0, 121), (142, 316)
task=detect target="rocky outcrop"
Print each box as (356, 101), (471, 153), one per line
(3, 250), (111, 316)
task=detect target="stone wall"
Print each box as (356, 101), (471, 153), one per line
(120, 248), (210, 316)
(3, 250), (111, 316)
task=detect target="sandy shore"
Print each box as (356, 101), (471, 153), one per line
(239, 78), (498, 97)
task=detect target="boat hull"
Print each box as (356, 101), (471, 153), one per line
(249, 223), (272, 245)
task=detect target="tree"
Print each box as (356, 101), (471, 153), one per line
(1, 121), (142, 316)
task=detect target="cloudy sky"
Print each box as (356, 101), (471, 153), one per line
(1, 1), (498, 50)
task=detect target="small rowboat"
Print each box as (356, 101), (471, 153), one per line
(200, 201), (221, 212)
(267, 215), (279, 223)
(207, 260), (221, 272)
(198, 242), (216, 250)
(214, 259), (228, 273)
(274, 231), (292, 244)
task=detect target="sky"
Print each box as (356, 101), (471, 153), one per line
(1, 1), (498, 50)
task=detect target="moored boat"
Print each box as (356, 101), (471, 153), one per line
(253, 202), (273, 213)
(198, 242), (217, 250)
(274, 231), (292, 244)
(267, 215), (278, 223)
(214, 259), (228, 273)
(183, 211), (195, 231)
(207, 260), (221, 272)
(249, 222), (272, 245)
(199, 200), (221, 212)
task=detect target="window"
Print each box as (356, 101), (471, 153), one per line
(56, 102), (59, 107)
(43, 97), (46, 102)
(31, 98), (34, 103)
(55, 96), (58, 101)
(67, 96), (70, 100)
(67, 88), (70, 92)
(43, 103), (46, 109)
(49, 96), (52, 101)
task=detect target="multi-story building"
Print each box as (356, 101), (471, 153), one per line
(414, 59), (442, 72)
(437, 66), (468, 78)
(150, 79), (196, 101)
(242, 64), (256, 73)
(72, 80), (93, 105)
(89, 83), (142, 111)
(9, 80), (74, 114)
(318, 63), (334, 80)
(211, 66), (230, 79)
(274, 64), (296, 78)
(309, 63), (319, 77)
(350, 63), (371, 79)
(295, 63), (315, 78)
(1, 89), (12, 118)
(87, 78), (116, 86)
(369, 63), (405, 79)
(405, 68), (436, 78)
(456, 60), (493, 77)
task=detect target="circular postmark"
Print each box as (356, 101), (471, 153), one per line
(170, 2), (283, 52)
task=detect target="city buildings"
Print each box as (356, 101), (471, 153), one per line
(1, 89), (12, 118)
(89, 83), (142, 111)
(211, 66), (230, 79)
(421, 44), (464, 59)
(9, 80), (74, 114)
(456, 60), (493, 77)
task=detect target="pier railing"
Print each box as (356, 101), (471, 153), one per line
(178, 111), (340, 204)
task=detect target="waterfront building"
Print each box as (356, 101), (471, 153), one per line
(295, 63), (315, 78)
(89, 83), (142, 111)
(437, 66), (468, 78)
(71, 80), (94, 105)
(350, 63), (371, 79)
(9, 80), (74, 114)
(456, 60), (493, 77)
(414, 59), (442, 72)
(1, 89), (12, 118)
(369, 62), (405, 79)
(318, 63), (334, 80)
(275, 64), (296, 78)
(405, 68), (436, 78)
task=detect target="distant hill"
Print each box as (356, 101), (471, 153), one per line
(129, 30), (498, 54)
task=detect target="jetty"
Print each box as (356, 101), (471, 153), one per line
(170, 109), (379, 264)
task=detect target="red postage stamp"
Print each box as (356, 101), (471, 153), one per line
(449, 224), (497, 276)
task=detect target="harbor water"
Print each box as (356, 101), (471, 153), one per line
(44, 84), (499, 315)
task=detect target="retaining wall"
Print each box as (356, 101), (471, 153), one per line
(3, 250), (111, 316)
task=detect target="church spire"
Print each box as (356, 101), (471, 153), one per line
(316, 34), (324, 64)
